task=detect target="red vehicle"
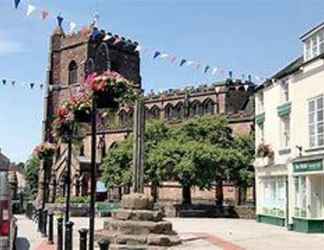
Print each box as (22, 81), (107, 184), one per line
(0, 156), (17, 250)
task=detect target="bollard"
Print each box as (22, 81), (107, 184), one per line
(65, 221), (74, 250)
(48, 212), (54, 244)
(37, 209), (43, 233)
(98, 239), (110, 250)
(57, 217), (63, 250)
(79, 228), (88, 250)
(42, 210), (48, 237)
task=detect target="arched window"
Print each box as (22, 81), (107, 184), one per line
(203, 98), (215, 115)
(189, 100), (202, 117)
(150, 105), (161, 120)
(144, 106), (151, 120)
(85, 58), (95, 77)
(119, 110), (128, 127)
(165, 104), (173, 120)
(95, 43), (110, 74)
(68, 61), (78, 84)
(174, 102), (184, 120)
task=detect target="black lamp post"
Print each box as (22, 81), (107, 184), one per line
(65, 125), (73, 223)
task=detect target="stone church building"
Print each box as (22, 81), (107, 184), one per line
(41, 27), (255, 205)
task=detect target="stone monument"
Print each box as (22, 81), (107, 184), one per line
(95, 98), (181, 249)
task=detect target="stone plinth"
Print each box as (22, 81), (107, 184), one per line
(95, 193), (181, 249)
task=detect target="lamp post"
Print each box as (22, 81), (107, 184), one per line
(65, 125), (73, 223)
(89, 96), (97, 250)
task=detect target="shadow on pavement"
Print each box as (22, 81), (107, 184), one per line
(16, 237), (30, 250)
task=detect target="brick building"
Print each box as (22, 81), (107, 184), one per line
(41, 27), (255, 205)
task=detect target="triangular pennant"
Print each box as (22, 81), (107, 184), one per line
(160, 53), (169, 59)
(30, 83), (35, 89)
(153, 51), (161, 59)
(14, 0), (21, 9)
(11, 81), (15, 86)
(113, 38), (121, 45)
(40, 83), (44, 89)
(135, 45), (141, 52)
(69, 22), (77, 33)
(90, 29), (101, 41)
(41, 10), (49, 20)
(103, 34), (111, 41)
(170, 56), (177, 64)
(186, 61), (195, 66)
(204, 65), (210, 73)
(57, 15), (64, 27)
(27, 5), (36, 16)
(211, 67), (218, 75)
(2, 79), (6, 85)
(179, 59), (187, 66)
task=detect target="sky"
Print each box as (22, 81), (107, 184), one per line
(1, 0), (324, 163)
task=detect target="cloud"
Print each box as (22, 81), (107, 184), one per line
(0, 34), (24, 55)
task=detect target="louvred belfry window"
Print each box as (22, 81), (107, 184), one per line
(95, 43), (109, 74)
(68, 61), (78, 84)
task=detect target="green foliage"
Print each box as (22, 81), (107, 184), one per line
(55, 195), (90, 204)
(24, 155), (40, 198)
(101, 137), (133, 188)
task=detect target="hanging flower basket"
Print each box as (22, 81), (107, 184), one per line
(256, 143), (274, 159)
(69, 93), (92, 124)
(84, 70), (137, 110)
(33, 142), (56, 160)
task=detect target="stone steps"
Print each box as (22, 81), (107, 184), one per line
(95, 231), (181, 247)
(109, 244), (168, 250)
(112, 209), (163, 222)
(104, 219), (174, 235)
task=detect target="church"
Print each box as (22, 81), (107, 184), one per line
(39, 26), (255, 207)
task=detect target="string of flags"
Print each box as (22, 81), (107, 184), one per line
(0, 78), (44, 90)
(11, 0), (266, 83)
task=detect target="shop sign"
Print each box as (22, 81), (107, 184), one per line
(293, 160), (323, 173)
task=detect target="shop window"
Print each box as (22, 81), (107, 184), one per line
(68, 61), (78, 84)
(308, 95), (324, 147)
(294, 176), (307, 217)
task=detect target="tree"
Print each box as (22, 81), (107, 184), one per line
(232, 133), (255, 204)
(25, 155), (40, 198)
(101, 138), (133, 200)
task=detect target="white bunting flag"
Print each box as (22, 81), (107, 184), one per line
(211, 67), (218, 75)
(160, 53), (169, 59)
(27, 4), (36, 16)
(135, 45), (142, 52)
(103, 34), (111, 41)
(186, 61), (195, 66)
(69, 22), (77, 33)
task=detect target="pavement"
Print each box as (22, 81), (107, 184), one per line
(15, 215), (324, 250)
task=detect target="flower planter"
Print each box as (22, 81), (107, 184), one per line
(74, 109), (91, 123)
(95, 91), (119, 110)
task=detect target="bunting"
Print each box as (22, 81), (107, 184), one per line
(9, 0), (265, 82)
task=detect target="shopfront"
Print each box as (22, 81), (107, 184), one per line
(256, 175), (287, 226)
(292, 158), (324, 233)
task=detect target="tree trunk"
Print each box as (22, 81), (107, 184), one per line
(118, 187), (122, 201)
(238, 186), (247, 205)
(182, 185), (192, 205)
(215, 180), (223, 207)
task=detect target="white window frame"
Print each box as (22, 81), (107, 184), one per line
(308, 95), (324, 148)
(280, 116), (290, 149)
(280, 79), (289, 103)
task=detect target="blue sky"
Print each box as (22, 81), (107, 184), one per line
(0, 0), (324, 162)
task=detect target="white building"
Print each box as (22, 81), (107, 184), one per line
(254, 22), (324, 233)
